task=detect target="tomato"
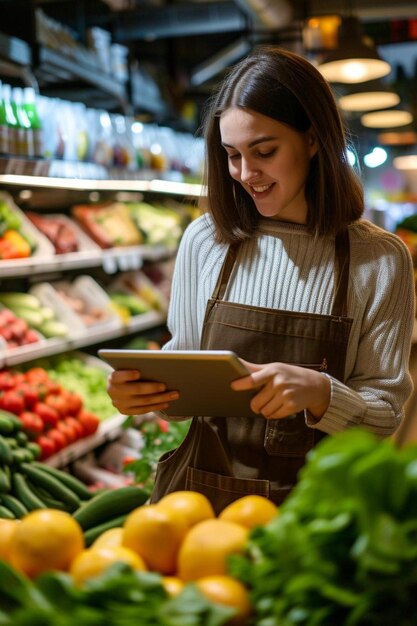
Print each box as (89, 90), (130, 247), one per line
(33, 402), (59, 427)
(16, 383), (39, 410)
(25, 368), (49, 385)
(0, 371), (16, 391)
(64, 416), (85, 439)
(0, 390), (25, 415)
(63, 391), (83, 416)
(35, 435), (57, 460)
(77, 410), (100, 436)
(56, 421), (77, 444)
(19, 411), (44, 438)
(44, 394), (69, 417)
(47, 428), (68, 451)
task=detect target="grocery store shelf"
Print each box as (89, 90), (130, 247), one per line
(0, 242), (174, 278)
(0, 157), (204, 196)
(45, 413), (127, 468)
(0, 310), (167, 367)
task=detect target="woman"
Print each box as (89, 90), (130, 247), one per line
(107, 46), (414, 512)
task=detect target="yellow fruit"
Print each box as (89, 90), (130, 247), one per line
(157, 491), (215, 528)
(219, 495), (278, 529)
(122, 504), (188, 574)
(9, 509), (84, 578)
(162, 575), (185, 597)
(0, 519), (20, 562)
(70, 545), (147, 586)
(91, 527), (124, 550)
(177, 519), (248, 581)
(196, 575), (252, 625)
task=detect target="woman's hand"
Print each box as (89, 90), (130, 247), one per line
(231, 360), (330, 420)
(107, 369), (179, 415)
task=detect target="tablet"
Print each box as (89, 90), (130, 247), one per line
(98, 349), (258, 418)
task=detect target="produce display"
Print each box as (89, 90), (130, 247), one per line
(0, 365), (101, 460)
(0, 429), (416, 624)
(0, 198), (35, 260)
(26, 212), (80, 254)
(0, 293), (69, 340)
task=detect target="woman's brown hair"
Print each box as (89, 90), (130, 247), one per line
(200, 45), (364, 243)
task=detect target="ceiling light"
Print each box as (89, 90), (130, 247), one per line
(338, 79), (400, 112)
(393, 155), (417, 170)
(378, 131), (417, 146)
(363, 147), (387, 168)
(317, 16), (391, 84)
(361, 109), (413, 128)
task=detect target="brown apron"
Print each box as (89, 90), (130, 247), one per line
(151, 229), (353, 513)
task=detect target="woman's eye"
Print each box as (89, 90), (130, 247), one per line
(228, 153), (241, 161)
(258, 148), (276, 158)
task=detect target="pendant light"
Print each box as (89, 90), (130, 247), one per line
(338, 79), (400, 112)
(361, 109), (413, 129)
(317, 16), (391, 84)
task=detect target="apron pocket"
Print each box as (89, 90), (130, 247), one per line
(186, 466), (269, 515)
(264, 411), (314, 457)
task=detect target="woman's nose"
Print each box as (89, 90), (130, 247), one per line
(240, 158), (260, 183)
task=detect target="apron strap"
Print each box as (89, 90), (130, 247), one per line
(211, 242), (240, 301)
(211, 229), (350, 317)
(332, 228), (350, 318)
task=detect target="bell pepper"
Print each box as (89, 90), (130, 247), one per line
(2, 230), (31, 258)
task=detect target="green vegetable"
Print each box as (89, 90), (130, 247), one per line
(73, 485), (148, 530)
(229, 429), (417, 626)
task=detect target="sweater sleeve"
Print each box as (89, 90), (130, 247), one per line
(307, 229), (415, 438)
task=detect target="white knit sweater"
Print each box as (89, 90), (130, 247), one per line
(163, 213), (415, 437)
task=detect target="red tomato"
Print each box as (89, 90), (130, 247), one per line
(0, 390), (25, 414)
(25, 367), (50, 384)
(16, 383), (39, 409)
(64, 416), (85, 439)
(19, 411), (44, 438)
(33, 401), (60, 427)
(63, 391), (83, 416)
(47, 428), (68, 451)
(35, 435), (57, 460)
(0, 371), (16, 391)
(44, 393), (69, 417)
(77, 410), (100, 436)
(56, 420), (77, 444)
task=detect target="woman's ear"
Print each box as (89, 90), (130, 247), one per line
(306, 128), (318, 158)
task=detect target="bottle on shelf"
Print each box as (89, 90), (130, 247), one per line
(12, 87), (34, 158)
(1, 84), (18, 156)
(0, 82), (9, 155)
(23, 87), (43, 158)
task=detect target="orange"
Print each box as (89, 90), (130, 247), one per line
(122, 504), (188, 574)
(157, 491), (215, 528)
(177, 519), (248, 581)
(219, 495), (278, 529)
(70, 545), (147, 586)
(196, 575), (252, 625)
(9, 509), (84, 578)
(91, 527), (124, 550)
(162, 575), (185, 597)
(0, 519), (20, 562)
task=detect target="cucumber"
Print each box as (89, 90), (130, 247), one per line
(0, 466), (11, 494)
(31, 462), (92, 501)
(73, 485), (149, 531)
(84, 514), (128, 547)
(0, 417), (14, 436)
(0, 436), (12, 466)
(0, 505), (15, 519)
(12, 473), (46, 511)
(20, 464), (80, 511)
(16, 432), (29, 446)
(0, 410), (21, 432)
(11, 449), (33, 466)
(0, 494), (28, 518)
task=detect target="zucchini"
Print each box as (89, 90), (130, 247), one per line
(0, 417), (14, 436)
(0, 494), (28, 518)
(31, 462), (92, 501)
(20, 464), (80, 511)
(0, 466), (11, 494)
(0, 505), (15, 519)
(0, 436), (12, 466)
(12, 473), (46, 511)
(73, 485), (149, 531)
(84, 514), (128, 547)
(0, 410), (21, 432)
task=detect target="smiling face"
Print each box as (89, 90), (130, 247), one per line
(220, 107), (318, 224)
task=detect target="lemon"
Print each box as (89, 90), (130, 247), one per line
(219, 495), (278, 529)
(70, 545), (146, 586)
